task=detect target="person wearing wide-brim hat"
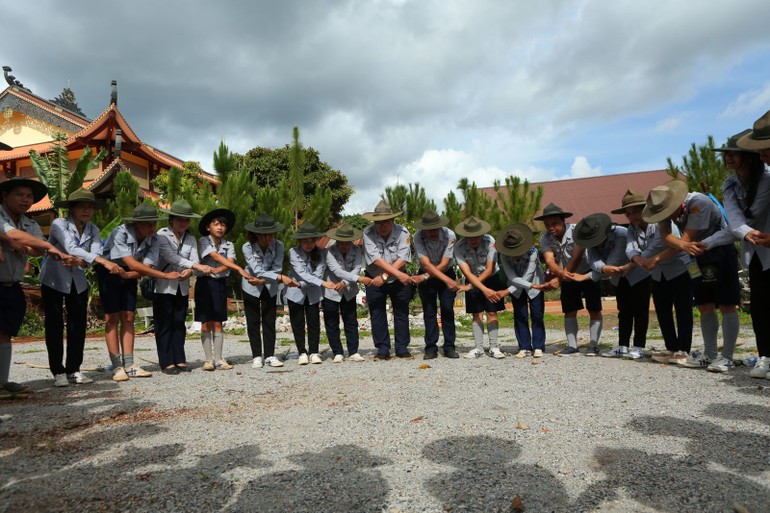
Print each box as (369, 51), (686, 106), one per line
(643, 179), (742, 372)
(98, 201), (180, 382)
(242, 213), (299, 369)
(286, 222), (337, 365)
(0, 176), (68, 398)
(453, 216), (507, 359)
(361, 200), (414, 360)
(412, 210), (461, 360)
(536, 202), (599, 356)
(414, 210), (462, 359)
(151, 200), (215, 375)
(614, 189), (684, 362)
(492, 223), (547, 358)
(576, 211), (650, 359)
(738, 110), (770, 165)
(322, 224), (372, 363)
(196, 208), (254, 371)
(40, 188), (122, 387)
(720, 129), (770, 377)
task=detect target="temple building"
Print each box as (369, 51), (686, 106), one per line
(0, 66), (216, 227)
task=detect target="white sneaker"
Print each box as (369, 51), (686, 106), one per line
(310, 353), (323, 364)
(490, 347), (506, 359)
(624, 347), (644, 360)
(707, 357), (734, 373)
(67, 372), (93, 384)
(680, 351), (713, 369)
(464, 348), (483, 359)
(333, 354), (344, 363)
(601, 346), (628, 358)
(651, 350), (673, 363)
(298, 353), (309, 365)
(264, 356), (284, 368)
(54, 373), (69, 387)
(533, 349), (544, 358)
(252, 356), (263, 368)
(514, 349), (531, 358)
(749, 356), (770, 378)
(348, 353), (365, 362)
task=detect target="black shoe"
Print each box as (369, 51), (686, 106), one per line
(396, 352), (415, 360)
(162, 366), (180, 375)
(374, 353), (391, 361)
(423, 352), (438, 360)
(560, 346), (580, 355)
(444, 348), (460, 359)
(176, 365), (192, 373)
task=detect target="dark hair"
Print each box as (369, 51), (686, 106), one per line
(741, 152), (765, 217)
(246, 231), (258, 244)
(208, 216), (229, 228)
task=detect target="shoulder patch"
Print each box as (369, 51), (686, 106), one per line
(690, 206), (700, 214)
(406, 237), (411, 245)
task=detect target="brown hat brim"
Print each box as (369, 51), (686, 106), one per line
(610, 200), (646, 215)
(362, 211), (401, 222)
(736, 131), (770, 150)
(642, 180), (689, 224)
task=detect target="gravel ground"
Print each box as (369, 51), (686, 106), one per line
(1, 324), (769, 513)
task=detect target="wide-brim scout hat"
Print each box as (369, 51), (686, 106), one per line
(496, 223), (534, 257)
(574, 213), (612, 248)
(610, 189), (647, 214)
(642, 179), (688, 224)
(161, 199), (202, 219)
(0, 177), (48, 204)
(713, 129), (757, 153)
(737, 110), (770, 150)
(53, 188), (98, 209)
(414, 210), (448, 230)
(291, 222), (325, 239)
(362, 200), (401, 222)
(122, 202), (167, 222)
(533, 202), (572, 221)
(245, 213), (285, 234)
(454, 215), (492, 238)
(326, 223), (363, 242)
(199, 208), (236, 236)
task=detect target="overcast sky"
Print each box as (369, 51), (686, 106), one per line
(4, 0), (770, 215)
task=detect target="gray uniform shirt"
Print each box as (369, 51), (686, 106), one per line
(362, 224), (412, 282)
(585, 226), (629, 287)
(658, 192), (736, 250)
(0, 205), (44, 283)
(286, 246), (326, 305)
(499, 248), (544, 299)
(454, 234), (498, 277)
(40, 217), (102, 294)
(102, 224), (160, 268)
(723, 172), (770, 270)
(628, 223), (689, 282)
(324, 242), (363, 302)
(197, 236), (235, 280)
(538, 223), (590, 274)
(413, 227), (456, 271)
(154, 227), (199, 296)
(242, 239), (283, 298)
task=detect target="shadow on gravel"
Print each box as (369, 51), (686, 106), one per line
(574, 414), (770, 512)
(422, 435), (574, 512)
(228, 444), (390, 513)
(704, 402), (770, 426)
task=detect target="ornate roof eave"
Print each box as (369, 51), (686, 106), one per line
(0, 86), (91, 126)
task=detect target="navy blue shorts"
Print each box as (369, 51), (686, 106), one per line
(0, 284), (26, 336)
(692, 244), (740, 307)
(96, 266), (138, 314)
(465, 274), (507, 314)
(194, 276), (228, 322)
(560, 279), (602, 313)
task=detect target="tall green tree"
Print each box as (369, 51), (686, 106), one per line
(492, 176), (543, 229)
(666, 135), (729, 202)
(238, 143), (353, 222)
(91, 170), (142, 234)
(29, 132), (107, 213)
(288, 126), (305, 229)
(382, 183), (437, 222)
(151, 161), (205, 201)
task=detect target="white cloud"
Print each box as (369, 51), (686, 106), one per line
(721, 83), (770, 117)
(567, 156), (601, 179)
(656, 115), (685, 133)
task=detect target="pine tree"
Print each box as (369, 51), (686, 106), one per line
(666, 135), (729, 202)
